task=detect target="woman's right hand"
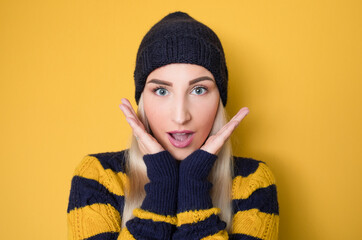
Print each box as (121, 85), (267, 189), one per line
(119, 98), (164, 155)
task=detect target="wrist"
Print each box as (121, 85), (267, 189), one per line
(180, 149), (217, 180)
(143, 150), (179, 180)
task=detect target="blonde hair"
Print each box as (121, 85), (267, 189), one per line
(122, 94), (234, 231)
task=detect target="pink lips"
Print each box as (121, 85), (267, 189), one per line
(167, 130), (195, 148)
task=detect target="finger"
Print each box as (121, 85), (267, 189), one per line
(119, 103), (135, 120)
(121, 98), (140, 122)
(119, 103), (145, 130)
(139, 133), (164, 154)
(230, 107), (249, 123)
(128, 117), (163, 154)
(219, 121), (238, 141)
(225, 107), (249, 130)
(119, 100), (164, 154)
(119, 103), (130, 118)
(214, 107), (249, 142)
(119, 104), (135, 125)
(119, 101), (143, 126)
(126, 117), (148, 142)
(214, 107), (248, 133)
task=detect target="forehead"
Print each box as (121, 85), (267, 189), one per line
(146, 63), (214, 82)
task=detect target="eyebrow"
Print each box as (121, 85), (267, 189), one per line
(147, 76), (214, 86)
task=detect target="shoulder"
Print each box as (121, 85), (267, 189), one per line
(233, 156), (264, 177)
(231, 156), (279, 237)
(70, 149), (130, 199)
(68, 151), (128, 236)
(88, 149), (128, 173)
(232, 156), (276, 183)
(232, 155), (277, 202)
(74, 149), (128, 176)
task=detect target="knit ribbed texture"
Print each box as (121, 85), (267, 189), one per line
(172, 149), (227, 239)
(177, 149), (217, 212)
(67, 149), (279, 240)
(141, 150), (179, 215)
(126, 151), (178, 239)
(134, 11), (228, 106)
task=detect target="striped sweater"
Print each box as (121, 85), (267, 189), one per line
(67, 149), (279, 240)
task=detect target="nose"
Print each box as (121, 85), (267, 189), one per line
(171, 97), (191, 125)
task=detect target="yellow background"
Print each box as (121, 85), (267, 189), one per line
(1, 0), (361, 239)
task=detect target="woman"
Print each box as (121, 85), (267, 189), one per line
(67, 11), (279, 240)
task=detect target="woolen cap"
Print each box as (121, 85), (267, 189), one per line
(134, 11), (228, 106)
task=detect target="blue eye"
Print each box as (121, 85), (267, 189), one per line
(191, 86), (207, 95)
(155, 88), (169, 96)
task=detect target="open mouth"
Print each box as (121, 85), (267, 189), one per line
(167, 132), (195, 148)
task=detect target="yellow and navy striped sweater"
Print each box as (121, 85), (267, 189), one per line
(67, 149), (279, 239)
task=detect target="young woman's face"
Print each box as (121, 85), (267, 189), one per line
(143, 63), (220, 160)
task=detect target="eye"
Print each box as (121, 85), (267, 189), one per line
(154, 88), (169, 96)
(191, 86), (207, 95)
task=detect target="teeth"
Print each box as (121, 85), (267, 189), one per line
(171, 133), (189, 141)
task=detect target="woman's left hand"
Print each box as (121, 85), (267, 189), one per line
(200, 107), (249, 155)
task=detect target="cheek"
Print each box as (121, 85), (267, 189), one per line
(143, 97), (168, 137)
(192, 100), (219, 143)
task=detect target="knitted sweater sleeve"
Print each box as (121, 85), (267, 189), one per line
(67, 154), (126, 240)
(119, 150), (179, 239)
(172, 149), (228, 240)
(230, 158), (279, 240)
(67, 151), (178, 240)
(172, 150), (280, 240)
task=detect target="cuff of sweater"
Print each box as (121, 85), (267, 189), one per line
(177, 149), (218, 212)
(143, 150), (178, 180)
(141, 151), (178, 215)
(180, 149), (218, 180)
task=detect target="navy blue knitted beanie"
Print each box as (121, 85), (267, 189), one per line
(134, 11), (228, 106)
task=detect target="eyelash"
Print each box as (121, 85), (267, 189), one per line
(152, 86), (169, 96)
(192, 85), (208, 95)
(152, 85), (209, 96)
